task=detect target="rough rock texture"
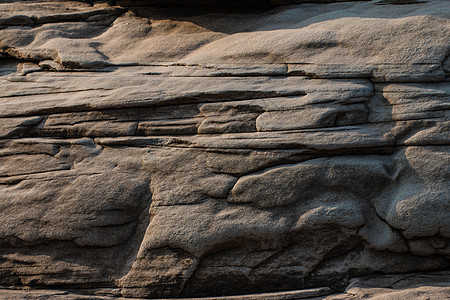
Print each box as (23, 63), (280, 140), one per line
(0, 0), (449, 298)
(0, 271), (449, 299)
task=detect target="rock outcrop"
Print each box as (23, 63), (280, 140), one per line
(0, 0), (449, 298)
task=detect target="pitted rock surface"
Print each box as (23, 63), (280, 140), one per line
(0, 0), (449, 298)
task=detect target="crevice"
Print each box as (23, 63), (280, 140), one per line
(20, 112), (447, 142)
(30, 8), (126, 27)
(150, 199), (208, 207)
(116, 0), (276, 11)
(0, 90), (307, 119)
(247, 247), (288, 277)
(95, 139), (398, 155)
(0, 88), (113, 99)
(114, 187), (152, 279)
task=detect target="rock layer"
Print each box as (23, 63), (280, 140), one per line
(0, 0), (449, 298)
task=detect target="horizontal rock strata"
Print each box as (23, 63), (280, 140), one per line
(0, 0), (449, 298)
(0, 271), (449, 299)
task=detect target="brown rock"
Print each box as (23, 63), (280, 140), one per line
(0, 0), (448, 298)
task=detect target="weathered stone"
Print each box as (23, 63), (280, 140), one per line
(0, 0), (448, 298)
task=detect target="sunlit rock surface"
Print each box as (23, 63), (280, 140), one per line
(0, 0), (449, 298)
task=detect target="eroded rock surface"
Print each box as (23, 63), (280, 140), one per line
(0, 0), (449, 298)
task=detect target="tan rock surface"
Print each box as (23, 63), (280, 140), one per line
(0, 0), (448, 298)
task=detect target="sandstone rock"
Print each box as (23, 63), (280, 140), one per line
(0, 0), (448, 298)
(0, 272), (448, 299)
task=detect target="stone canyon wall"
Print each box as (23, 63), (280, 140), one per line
(0, 0), (449, 299)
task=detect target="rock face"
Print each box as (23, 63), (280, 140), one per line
(0, 0), (449, 298)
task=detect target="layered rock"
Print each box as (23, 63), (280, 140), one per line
(0, 0), (449, 298)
